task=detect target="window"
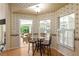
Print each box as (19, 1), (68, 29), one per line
(40, 20), (51, 33)
(59, 13), (75, 50)
(39, 20), (51, 40)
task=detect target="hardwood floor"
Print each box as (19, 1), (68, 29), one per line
(0, 47), (63, 56)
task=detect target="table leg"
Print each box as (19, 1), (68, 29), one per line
(32, 43), (34, 56)
(40, 41), (42, 56)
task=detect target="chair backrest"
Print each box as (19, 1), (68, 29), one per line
(32, 33), (39, 38)
(40, 33), (46, 37)
(33, 33), (38, 35)
(49, 34), (56, 45)
(27, 33), (32, 42)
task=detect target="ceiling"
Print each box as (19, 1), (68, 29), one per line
(10, 3), (68, 15)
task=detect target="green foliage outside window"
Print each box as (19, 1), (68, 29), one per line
(20, 24), (29, 34)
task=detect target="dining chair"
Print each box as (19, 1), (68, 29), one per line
(40, 33), (46, 37)
(22, 36), (28, 43)
(40, 33), (52, 56)
(35, 33), (46, 52)
(41, 34), (56, 56)
(27, 33), (32, 52)
(27, 33), (37, 55)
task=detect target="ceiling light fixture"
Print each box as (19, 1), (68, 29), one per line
(34, 5), (40, 13)
(29, 4), (45, 13)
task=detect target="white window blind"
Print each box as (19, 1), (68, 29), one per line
(59, 13), (75, 50)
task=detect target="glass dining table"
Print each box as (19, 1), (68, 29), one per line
(31, 36), (45, 56)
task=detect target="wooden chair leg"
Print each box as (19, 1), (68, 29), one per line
(28, 43), (30, 54)
(42, 46), (46, 55)
(46, 46), (51, 56)
(36, 43), (39, 52)
(49, 46), (51, 56)
(46, 46), (49, 56)
(32, 43), (35, 56)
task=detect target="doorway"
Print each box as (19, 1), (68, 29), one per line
(19, 19), (32, 47)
